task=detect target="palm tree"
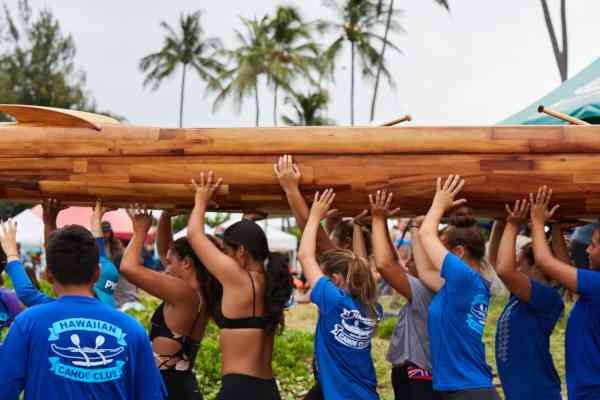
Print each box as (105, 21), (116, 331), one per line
(282, 90), (335, 126)
(266, 6), (320, 126)
(139, 11), (223, 128)
(211, 17), (271, 127)
(369, 0), (449, 122)
(540, 0), (568, 82)
(320, 0), (400, 126)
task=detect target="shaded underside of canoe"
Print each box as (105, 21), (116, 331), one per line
(1, 105), (600, 218)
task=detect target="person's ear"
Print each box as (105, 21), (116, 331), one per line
(92, 264), (100, 284)
(182, 256), (193, 271)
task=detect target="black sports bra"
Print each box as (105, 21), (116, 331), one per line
(213, 270), (270, 330)
(149, 302), (201, 370)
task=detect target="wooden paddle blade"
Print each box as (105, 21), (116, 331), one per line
(0, 104), (121, 131)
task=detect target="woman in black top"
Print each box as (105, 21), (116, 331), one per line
(187, 172), (293, 400)
(121, 206), (219, 400)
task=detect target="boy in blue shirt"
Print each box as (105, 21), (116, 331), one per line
(0, 220), (165, 400)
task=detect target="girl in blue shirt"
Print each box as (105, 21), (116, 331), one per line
(417, 175), (500, 400)
(529, 186), (600, 400)
(495, 199), (564, 400)
(298, 189), (381, 400)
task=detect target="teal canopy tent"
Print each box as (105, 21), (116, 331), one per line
(502, 58), (600, 125)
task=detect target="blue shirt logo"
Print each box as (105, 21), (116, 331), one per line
(47, 318), (128, 383)
(466, 294), (489, 335)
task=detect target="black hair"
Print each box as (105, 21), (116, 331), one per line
(0, 246), (5, 286)
(223, 220), (293, 333)
(169, 236), (222, 319)
(46, 225), (99, 285)
(443, 216), (486, 262)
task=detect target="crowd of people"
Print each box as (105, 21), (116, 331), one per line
(0, 154), (599, 400)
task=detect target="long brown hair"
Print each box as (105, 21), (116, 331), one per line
(320, 249), (378, 320)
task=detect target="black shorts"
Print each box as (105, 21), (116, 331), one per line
(438, 388), (501, 400)
(160, 369), (203, 400)
(392, 364), (441, 400)
(217, 373), (281, 400)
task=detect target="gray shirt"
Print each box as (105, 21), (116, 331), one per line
(386, 275), (434, 370)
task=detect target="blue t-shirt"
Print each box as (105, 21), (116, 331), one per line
(5, 260), (53, 307)
(311, 276), (381, 400)
(0, 289), (22, 331)
(428, 252), (494, 391)
(566, 269), (600, 400)
(96, 238), (119, 308)
(496, 279), (564, 400)
(0, 295), (166, 400)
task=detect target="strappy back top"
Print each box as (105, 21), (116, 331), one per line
(213, 270), (270, 330)
(149, 302), (202, 371)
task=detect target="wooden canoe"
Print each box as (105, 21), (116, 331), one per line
(1, 104), (600, 218)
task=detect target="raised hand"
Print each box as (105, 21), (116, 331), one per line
(505, 199), (530, 224)
(309, 189), (337, 221)
(352, 210), (370, 227)
(369, 189), (401, 220)
(431, 175), (467, 212)
(127, 204), (153, 234)
(42, 198), (67, 225)
(529, 186), (560, 224)
(0, 219), (19, 259)
(273, 154), (301, 192)
(90, 199), (114, 235)
(191, 171), (223, 209)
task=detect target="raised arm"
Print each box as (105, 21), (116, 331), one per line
(187, 172), (246, 285)
(120, 205), (197, 305)
(551, 223), (572, 266)
(487, 219), (506, 267)
(418, 175), (467, 269)
(274, 155), (336, 253)
(496, 200), (532, 302)
(298, 190), (336, 287)
(530, 186), (577, 292)
(411, 216), (444, 292)
(352, 210), (369, 259)
(0, 220), (52, 306)
(41, 198), (66, 249)
(156, 210), (174, 266)
(370, 190), (412, 300)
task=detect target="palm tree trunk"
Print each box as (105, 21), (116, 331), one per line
(540, 0), (568, 82)
(179, 64), (188, 128)
(273, 82), (278, 126)
(559, 0), (568, 81)
(255, 80), (260, 127)
(370, 0), (394, 122)
(350, 41), (356, 126)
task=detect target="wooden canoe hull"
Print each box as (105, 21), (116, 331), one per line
(1, 104), (600, 218)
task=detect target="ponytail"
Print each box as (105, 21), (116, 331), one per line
(321, 249), (378, 320)
(265, 252), (293, 334)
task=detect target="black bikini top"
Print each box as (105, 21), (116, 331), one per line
(149, 302), (201, 370)
(213, 270), (270, 330)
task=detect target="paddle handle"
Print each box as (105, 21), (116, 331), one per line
(537, 105), (590, 125)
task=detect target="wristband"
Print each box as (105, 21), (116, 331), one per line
(6, 254), (19, 259)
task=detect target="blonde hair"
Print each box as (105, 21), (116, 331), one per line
(320, 249), (379, 320)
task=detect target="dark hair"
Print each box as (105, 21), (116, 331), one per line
(443, 216), (486, 262)
(223, 220), (293, 333)
(46, 225), (99, 285)
(320, 249), (378, 319)
(0, 246), (5, 286)
(169, 236), (222, 319)
(332, 220), (353, 249)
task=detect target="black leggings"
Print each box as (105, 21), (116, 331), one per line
(160, 369), (203, 400)
(391, 364), (441, 400)
(217, 373), (280, 400)
(439, 388), (501, 400)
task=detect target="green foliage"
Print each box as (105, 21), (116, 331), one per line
(376, 316), (398, 340)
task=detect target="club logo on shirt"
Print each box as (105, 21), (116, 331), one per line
(496, 298), (518, 363)
(47, 318), (127, 383)
(0, 312), (9, 328)
(330, 308), (376, 350)
(466, 294), (489, 335)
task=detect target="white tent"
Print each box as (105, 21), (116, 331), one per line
(173, 225), (214, 240)
(13, 209), (44, 248)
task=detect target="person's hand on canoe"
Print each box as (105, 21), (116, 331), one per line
(127, 204), (153, 235)
(274, 154), (301, 192)
(191, 171), (223, 210)
(431, 175), (467, 213)
(308, 189), (337, 222)
(42, 198), (67, 227)
(369, 189), (401, 221)
(529, 186), (560, 225)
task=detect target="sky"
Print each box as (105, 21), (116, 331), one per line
(14, 0), (600, 128)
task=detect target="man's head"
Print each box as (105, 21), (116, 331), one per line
(46, 225), (100, 288)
